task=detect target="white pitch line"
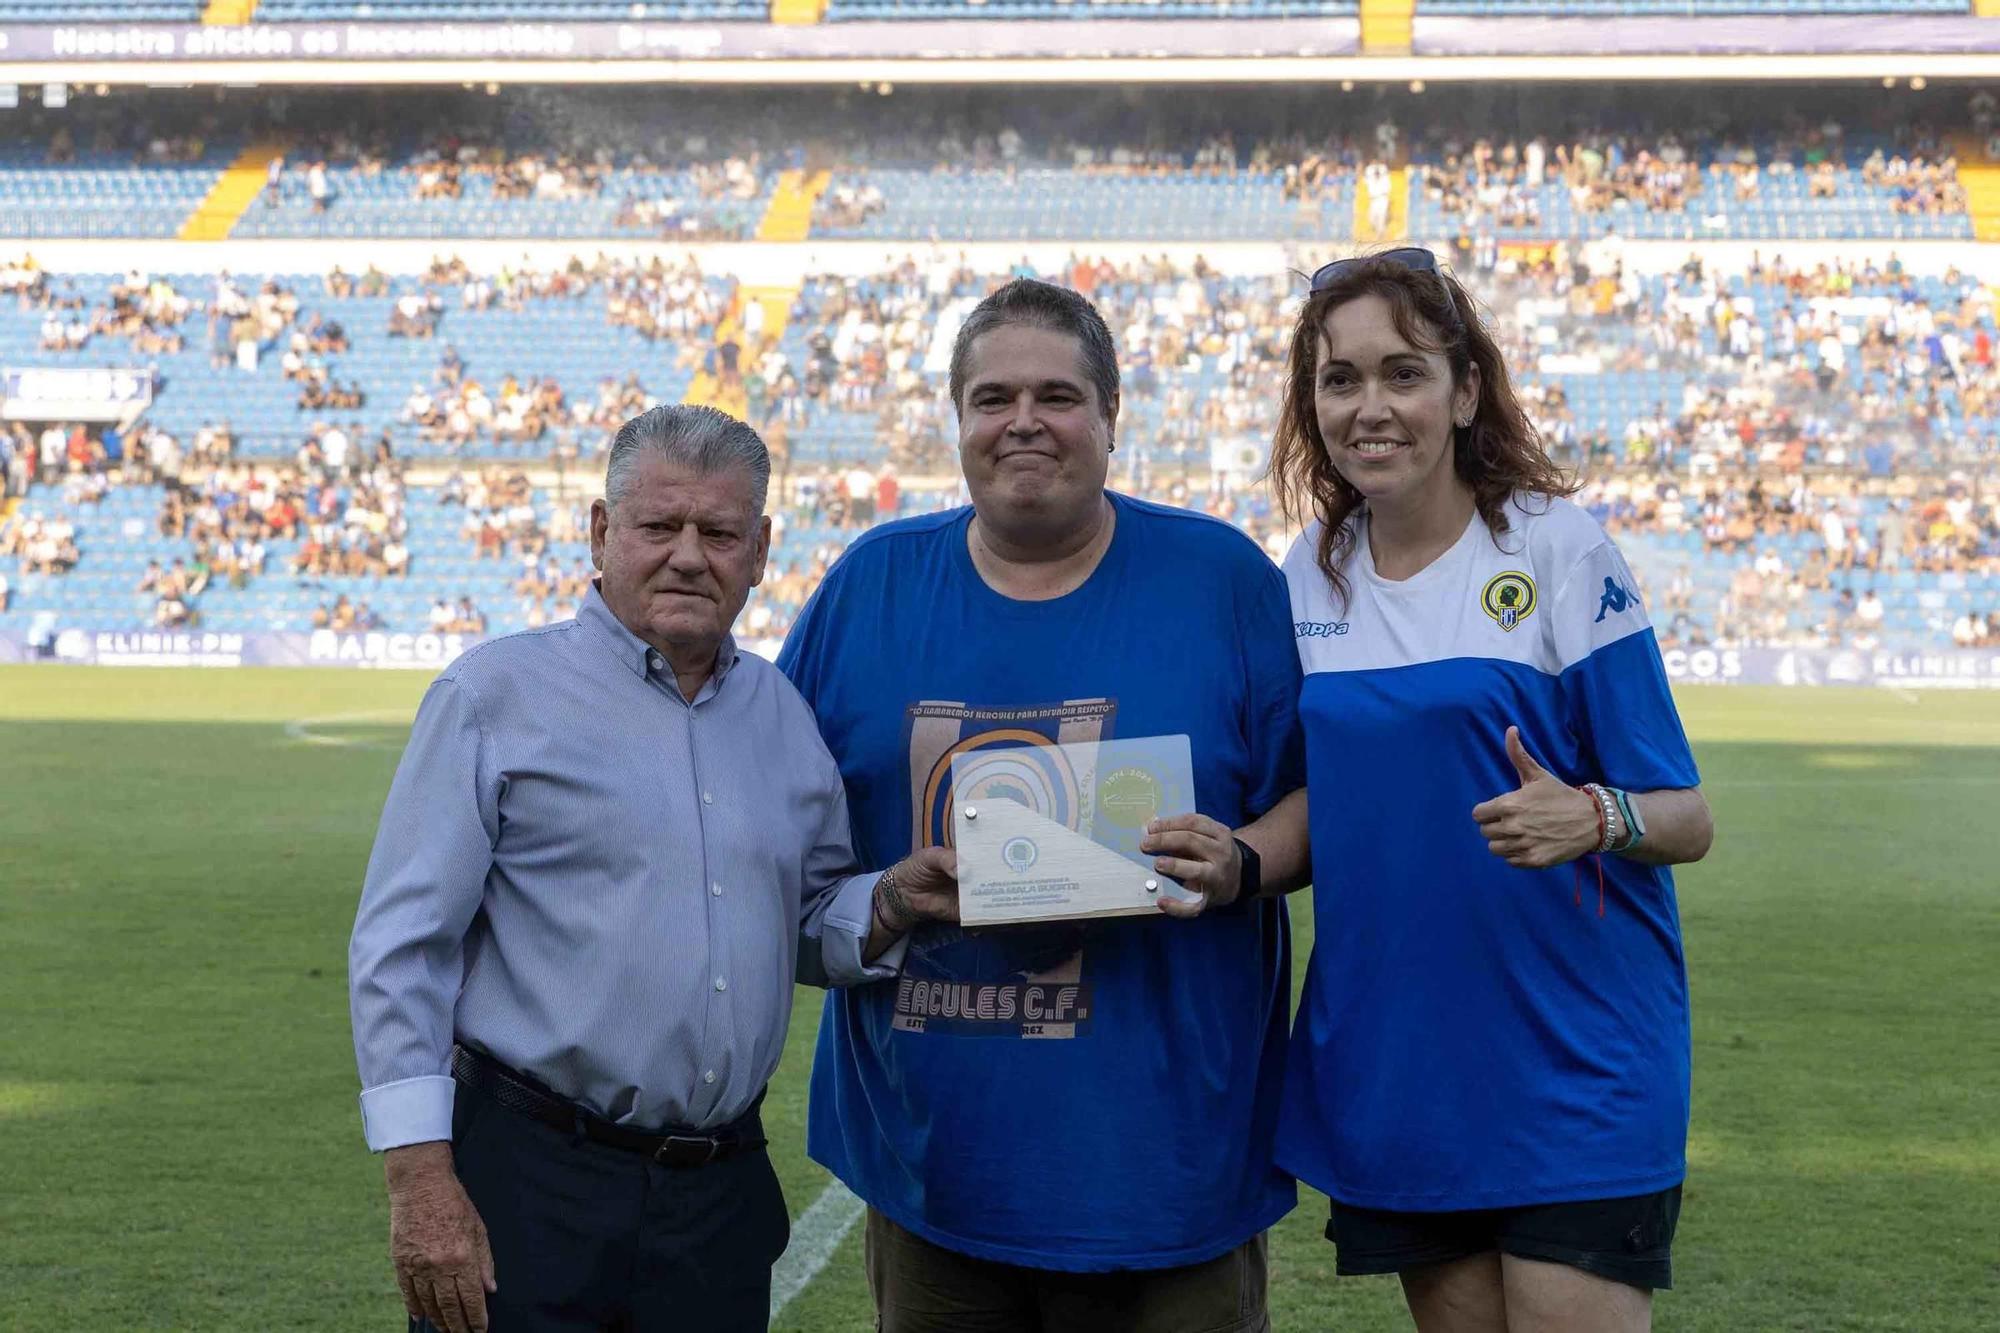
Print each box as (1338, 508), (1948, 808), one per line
(769, 1179), (865, 1321)
(282, 710), (412, 752)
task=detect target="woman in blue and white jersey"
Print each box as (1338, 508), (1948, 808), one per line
(1265, 249), (1715, 1333)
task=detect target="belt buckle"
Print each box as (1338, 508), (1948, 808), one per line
(655, 1133), (722, 1168)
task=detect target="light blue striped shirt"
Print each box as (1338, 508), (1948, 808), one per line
(348, 584), (900, 1152)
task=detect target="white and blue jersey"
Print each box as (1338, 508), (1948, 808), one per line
(1278, 493), (1699, 1212)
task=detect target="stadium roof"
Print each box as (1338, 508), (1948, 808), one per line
(0, 17), (1996, 84)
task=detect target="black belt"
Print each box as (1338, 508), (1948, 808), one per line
(450, 1045), (765, 1169)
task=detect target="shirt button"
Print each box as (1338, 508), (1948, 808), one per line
(711, 882), (723, 897)
(647, 653), (662, 671)
(702, 791), (714, 805)
(713, 977), (727, 992)
(703, 1070), (716, 1085)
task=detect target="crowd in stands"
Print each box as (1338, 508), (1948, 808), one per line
(364, 255), (711, 453)
(741, 245), (1998, 646)
(428, 596), (491, 636)
(1862, 148), (1968, 219)
(309, 595), (383, 632)
(0, 403), (429, 630)
(0, 508), (79, 577)
(9, 249), (714, 474)
(254, 92), (781, 241)
(381, 250), (729, 348)
(789, 88), (1981, 240)
(1462, 251), (1998, 476)
(4, 84), (1998, 652)
(509, 553), (592, 630)
(1417, 113), (1970, 234)
(8, 85), (2000, 659)
(442, 465), (590, 630)
(455, 466), (560, 560)
(18, 102), (220, 169)
(31, 268), (193, 356)
(1588, 471), (1994, 628)
(4, 85), (1983, 248)
(142, 431), (408, 626)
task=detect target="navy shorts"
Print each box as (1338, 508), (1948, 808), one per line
(1327, 1185), (1683, 1291)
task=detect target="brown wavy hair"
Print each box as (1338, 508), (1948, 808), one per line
(1269, 256), (1574, 609)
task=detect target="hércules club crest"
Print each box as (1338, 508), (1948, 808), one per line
(1480, 571), (1538, 632)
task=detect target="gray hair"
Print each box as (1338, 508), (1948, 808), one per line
(603, 404), (770, 514)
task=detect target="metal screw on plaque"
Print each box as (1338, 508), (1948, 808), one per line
(1144, 878), (1159, 893)
(963, 806), (977, 820)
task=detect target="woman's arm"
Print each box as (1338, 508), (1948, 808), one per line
(1474, 727), (1712, 869)
(1237, 787), (1312, 898)
(1620, 786), (1713, 866)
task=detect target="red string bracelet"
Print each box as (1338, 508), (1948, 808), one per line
(1576, 786), (1608, 915)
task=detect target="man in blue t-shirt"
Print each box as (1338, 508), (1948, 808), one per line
(779, 280), (1307, 1332)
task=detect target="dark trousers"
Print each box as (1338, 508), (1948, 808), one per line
(865, 1209), (1271, 1333)
(413, 1078), (790, 1333)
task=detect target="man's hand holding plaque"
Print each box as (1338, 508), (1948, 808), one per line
(1140, 814), (1246, 919)
(951, 735), (1209, 926)
(872, 845), (962, 934)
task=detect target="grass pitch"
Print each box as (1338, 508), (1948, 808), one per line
(2, 668), (1996, 1331)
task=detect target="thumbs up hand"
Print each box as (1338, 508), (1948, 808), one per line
(1470, 726), (1602, 869)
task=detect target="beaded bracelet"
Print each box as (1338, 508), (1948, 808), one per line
(1580, 782), (1624, 854)
(1581, 782), (1607, 852)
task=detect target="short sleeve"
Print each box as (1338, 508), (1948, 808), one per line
(1237, 559), (1307, 817)
(1551, 540), (1700, 792)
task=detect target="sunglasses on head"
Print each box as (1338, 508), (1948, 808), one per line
(1309, 247), (1440, 292)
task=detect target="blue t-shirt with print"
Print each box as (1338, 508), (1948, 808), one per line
(779, 491), (1304, 1271)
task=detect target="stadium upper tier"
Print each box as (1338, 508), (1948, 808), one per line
(236, 167), (772, 243)
(0, 83), (1980, 243)
(1410, 166), (1972, 243)
(813, 170), (1355, 242)
(0, 149), (233, 242)
(0, 161), (1963, 245)
(0, 1), (201, 16)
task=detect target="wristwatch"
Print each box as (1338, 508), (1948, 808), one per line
(1612, 789), (1647, 851)
(1233, 837), (1262, 903)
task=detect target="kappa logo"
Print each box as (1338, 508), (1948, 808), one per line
(1594, 575), (1640, 623)
(1295, 620), (1350, 639)
(1481, 571), (1538, 632)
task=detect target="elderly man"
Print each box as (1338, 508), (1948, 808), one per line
(349, 404), (953, 1333)
(778, 280), (1307, 1332)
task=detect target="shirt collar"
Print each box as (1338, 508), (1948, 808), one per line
(580, 581), (740, 689)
